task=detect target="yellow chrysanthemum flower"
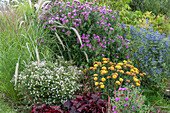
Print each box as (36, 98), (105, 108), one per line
(90, 67), (93, 70)
(103, 61), (108, 64)
(120, 70), (124, 74)
(127, 60), (132, 64)
(102, 66), (107, 70)
(93, 67), (97, 70)
(112, 75), (117, 79)
(97, 62), (102, 65)
(99, 82), (103, 85)
(139, 73), (144, 76)
(93, 74), (98, 76)
(93, 61), (98, 64)
(117, 63), (123, 66)
(101, 77), (106, 82)
(134, 78), (138, 82)
(107, 76), (111, 79)
(101, 70), (107, 75)
(115, 81), (121, 85)
(115, 73), (118, 76)
(100, 84), (105, 88)
(126, 71), (130, 75)
(131, 65), (134, 68)
(130, 69), (134, 73)
(136, 82), (140, 86)
(123, 60), (127, 64)
(115, 65), (122, 70)
(143, 72), (146, 75)
(94, 77), (98, 81)
(119, 78), (123, 82)
(94, 64), (98, 68)
(108, 66), (114, 70)
(95, 82), (99, 86)
(102, 58), (107, 61)
(109, 62), (114, 65)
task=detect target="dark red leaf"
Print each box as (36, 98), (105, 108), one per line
(76, 95), (83, 100)
(64, 100), (72, 109)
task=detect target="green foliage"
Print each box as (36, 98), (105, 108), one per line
(80, 0), (132, 11)
(129, 0), (170, 17)
(0, 93), (16, 113)
(39, 1), (130, 66)
(111, 85), (155, 112)
(0, 2), (50, 103)
(120, 10), (170, 35)
(14, 57), (82, 106)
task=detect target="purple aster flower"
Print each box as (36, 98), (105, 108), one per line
(106, 17), (108, 20)
(102, 54), (104, 56)
(114, 111), (117, 113)
(112, 106), (116, 111)
(98, 39), (100, 42)
(41, 39), (44, 42)
(35, 40), (38, 43)
(124, 104), (128, 107)
(112, 15), (114, 18)
(127, 54), (129, 59)
(117, 56), (119, 58)
(115, 97), (119, 102)
(126, 46), (129, 49)
(132, 106), (135, 110)
(125, 97), (129, 101)
(100, 19), (104, 22)
(38, 43), (40, 46)
(110, 27), (114, 30)
(107, 23), (111, 27)
(80, 44), (85, 49)
(119, 88), (122, 90)
(125, 39), (130, 42)
(92, 48), (95, 50)
(62, 29), (65, 32)
(109, 31), (111, 34)
(85, 40), (90, 43)
(67, 31), (70, 34)
(97, 21), (99, 24)
(122, 88), (127, 91)
(104, 28), (107, 31)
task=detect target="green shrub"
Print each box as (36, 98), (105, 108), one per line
(14, 56), (82, 106)
(119, 10), (170, 35)
(111, 85), (155, 112)
(129, 0), (170, 17)
(79, 0), (132, 11)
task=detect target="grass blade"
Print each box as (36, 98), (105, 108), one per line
(55, 32), (65, 51)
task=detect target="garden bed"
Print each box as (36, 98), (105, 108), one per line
(0, 0), (170, 113)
